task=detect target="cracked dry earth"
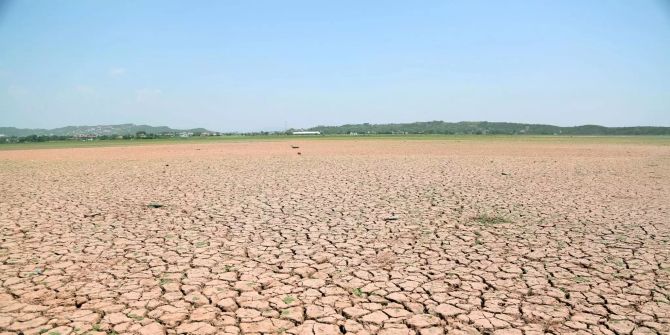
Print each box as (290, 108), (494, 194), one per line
(1, 140), (669, 335)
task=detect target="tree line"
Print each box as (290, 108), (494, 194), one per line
(306, 121), (670, 135)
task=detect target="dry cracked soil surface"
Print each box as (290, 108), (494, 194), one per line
(0, 139), (669, 335)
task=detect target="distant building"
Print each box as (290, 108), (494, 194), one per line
(75, 134), (97, 140)
(292, 131), (321, 135)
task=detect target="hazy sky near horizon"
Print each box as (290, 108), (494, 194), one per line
(1, 1), (669, 131)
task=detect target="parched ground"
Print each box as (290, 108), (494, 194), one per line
(0, 139), (669, 335)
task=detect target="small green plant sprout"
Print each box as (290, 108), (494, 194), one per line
(127, 312), (144, 320)
(223, 264), (233, 272)
(195, 241), (208, 248)
(39, 329), (48, 335)
(277, 327), (287, 334)
(147, 203), (163, 208)
(472, 214), (511, 225)
(612, 259), (625, 267)
(352, 288), (363, 297)
(158, 277), (170, 286)
(281, 309), (290, 316)
(574, 276), (590, 283)
(92, 324), (102, 331)
(282, 295), (295, 305)
(48, 332), (61, 335)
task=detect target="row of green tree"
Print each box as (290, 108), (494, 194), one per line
(2, 133), (173, 143)
(1, 131), (282, 143)
(3, 134), (136, 143)
(306, 121), (670, 135)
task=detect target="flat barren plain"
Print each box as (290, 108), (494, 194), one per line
(1, 138), (669, 335)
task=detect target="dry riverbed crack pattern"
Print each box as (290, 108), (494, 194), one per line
(0, 140), (669, 335)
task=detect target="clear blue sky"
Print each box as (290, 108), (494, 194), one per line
(1, 1), (669, 131)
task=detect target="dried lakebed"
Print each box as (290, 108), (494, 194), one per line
(0, 139), (669, 335)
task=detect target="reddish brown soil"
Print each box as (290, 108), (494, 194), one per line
(0, 140), (669, 335)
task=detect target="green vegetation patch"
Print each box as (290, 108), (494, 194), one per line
(472, 214), (511, 225)
(282, 295), (295, 304)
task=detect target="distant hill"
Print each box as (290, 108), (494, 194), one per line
(304, 121), (670, 135)
(0, 124), (212, 137)
(2, 121), (668, 138)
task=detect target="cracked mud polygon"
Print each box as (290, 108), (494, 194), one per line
(1, 139), (669, 335)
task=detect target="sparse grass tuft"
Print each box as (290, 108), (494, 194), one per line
(282, 295), (295, 305)
(574, 276), (590, 283)
(127, 313), (144, 321)
(472, 214), (511, 225)
(352, 287), (363, 297)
